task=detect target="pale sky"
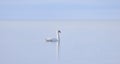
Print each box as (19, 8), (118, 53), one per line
(0, 0), (120, 20)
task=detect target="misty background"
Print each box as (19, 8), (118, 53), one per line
(0, 0), (120, 64)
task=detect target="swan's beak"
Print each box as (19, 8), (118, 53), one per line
(58, 30), (61, 33)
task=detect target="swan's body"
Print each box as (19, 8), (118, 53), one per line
(45, 38), (58, 42)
